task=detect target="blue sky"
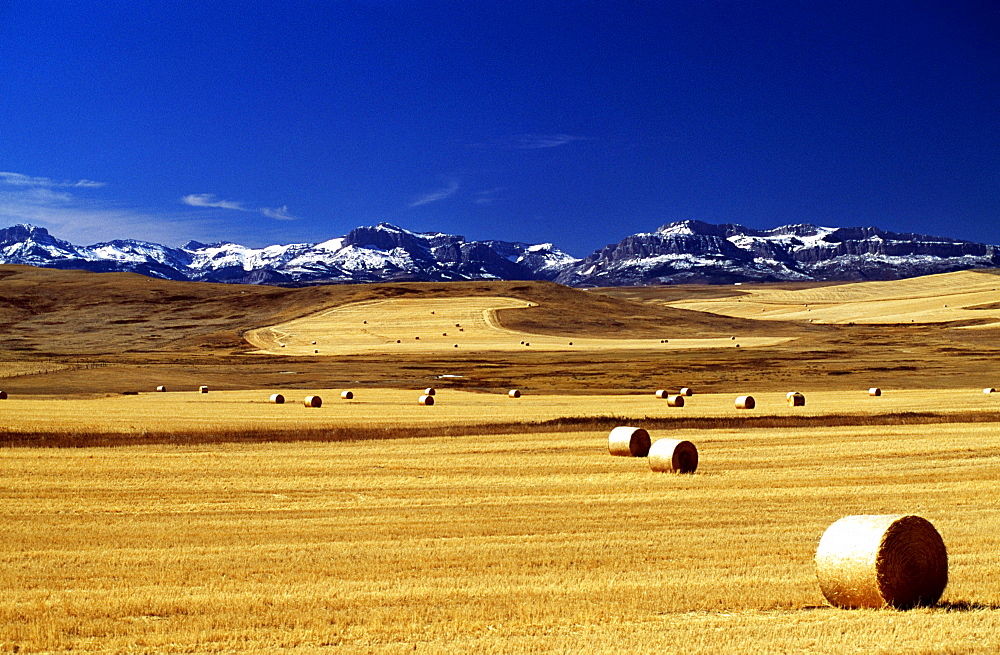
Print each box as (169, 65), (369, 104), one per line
(1, 1), (997, 256)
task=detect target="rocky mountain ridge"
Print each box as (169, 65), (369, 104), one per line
(1, 220), (996, 286)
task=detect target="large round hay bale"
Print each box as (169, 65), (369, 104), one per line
(341, 390), (354, 400)
(734, 395), (755, 409)
(608, 426), (651, 457)
(0, 390), (7, 400)
(815, 514), (948, 609)
(508, 389), (521, 398)
(654, 389), (669, 399)
(787, 392), (806, 407)
(418, 394), (435, 406)
(199, 385), (209, 394)
(155, 386), (166, 392)
(269, 393), (285, 404)
(869, 387), (882, 397)
(679, 387), (693, 397)
(303, 395), (322, 408)
(984, 388), (996, 394)
(666, 394), (684, 407)
(423, 387), (436, 396)
(648, 439), (698, 473)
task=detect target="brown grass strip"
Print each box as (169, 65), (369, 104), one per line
(0, 411), (998, 448)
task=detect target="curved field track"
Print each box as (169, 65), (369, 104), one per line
(245, 296), (793, 355)
(668, 269), (1000, 326)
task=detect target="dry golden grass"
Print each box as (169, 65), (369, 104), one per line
(2, 420), (1000, 653)
(1, 387), (997, 435)
(667, 269), (1000, 326)
(245, 296), (792, 356)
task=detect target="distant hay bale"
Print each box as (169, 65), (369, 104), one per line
(455, 323), (461, 327)
(735, 395), (755, 409)
(608, 426), (651, 457)
(199, 385), (208, 394)
(155, 386), (166, 392)
(568, 342), (573, 345)
(654, 389), (669, 399)
(815, 514), (948, 609)
(787, 391), (806, 406)
(731, 336), (736, 340)
(418, 394), (435, 405)
(648, 439), (698, 473)
(508, 389), (521, 398)
(443, 332), (447, 336)
(311, 340), (317, 345)
(303, 395), (322, 408)
(0, 391), (7, 400)
(984, 388), (996, 394)
(666, 394), (684, 407)
(340, 390), (354, 400)
(423, 388), (436, 396)
(280, 344), (286, 347)
(313, 349), (319, 353)
(269, 393), (285, 404)
(680, 387), (693, 396)
(869, 387), (882, 397)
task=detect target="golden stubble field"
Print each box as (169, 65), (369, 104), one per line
(2, 416), (1000, 653)
(2, 266), (1000, 652)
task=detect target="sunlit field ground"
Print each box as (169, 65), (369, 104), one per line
(2, 266), (1000, 652)
(2, 420), (1000, 653)
(0, 387), (997, 435)
(245, 296), (791, 356)
(667, 269), (1000, 326)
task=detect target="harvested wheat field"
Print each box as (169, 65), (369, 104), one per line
(0, 387), (997, 437)
(2, 420), (1000, 653)
(245, 297), (792, 355)
(666, 270), (1000, 326)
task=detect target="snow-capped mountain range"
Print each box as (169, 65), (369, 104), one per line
(1, 220), (997, 286)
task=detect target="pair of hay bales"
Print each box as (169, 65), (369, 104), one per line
(419, 387), (435, 405)
(607, 427), (698, 474)
(654, 390), (685, 407)
(269, 394), (323, 407)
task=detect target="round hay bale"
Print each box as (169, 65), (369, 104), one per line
(508, 389), (521, 398)
(423, 387), (436, 396)
(314, 349), (319, 353)
(869, 387), (882, 397)
(787, 391), (806, 407)
(815, 514), (948, 609)
(666, 394), (684, 407)
(735, 395), (755, 410)
(269, 393), (285, 404)
(984, 388), (996, 394)
(654, 389), (669, 399)
(280, 344), (286, 347)
(311, 340), (317, 345)
(155, 386), (166, 392)
(199, 385), (209, 394)
(680, 387), (693, 397)
(0, 390), (7, 400)
(608, 426), (651, 457)
(648, 439), (698, 473)
(340, 390), (354, 400)
(568, 342), (573, 345)
(455, 323), (461, 327)
(418, 394), (435, 406)
(303, 395), (322, 408)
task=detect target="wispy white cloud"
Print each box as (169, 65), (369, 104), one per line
(409, 179), (459, 208)
(0, 171), (106, 188)
(181, 193), (248, 211)
(260, 205), (296, 220)
(474, 187), (505, 205)
(469, 134), (591, 150)
(183, 193), (298, 220)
